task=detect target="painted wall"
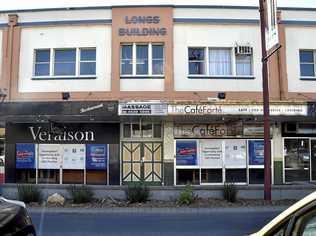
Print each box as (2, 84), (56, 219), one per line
(18, 25), (111, 92)
(173, 24), (263, 91)
(286, 26), (316, 93)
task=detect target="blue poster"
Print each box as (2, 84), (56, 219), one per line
(176, 140), (197, 166)
(86, 144), (107, 170)
(16, 143), (36, 169)
(248, 140), (264, 165)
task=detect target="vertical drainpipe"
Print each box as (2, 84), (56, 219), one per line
(7, 14), (18, 101)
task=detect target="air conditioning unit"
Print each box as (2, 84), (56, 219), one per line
(235, 45), (253, 55)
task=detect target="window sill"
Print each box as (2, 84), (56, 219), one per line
(188, 75), (255, 80)
(300, 77), (316, 80)
(120, 75), (165, 79)
(32, 76), (97, 80)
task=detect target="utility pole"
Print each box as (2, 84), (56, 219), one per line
(259, 0), (272, 201)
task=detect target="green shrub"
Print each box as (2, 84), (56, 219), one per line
(17, 184), (42, 203)
(178, 184), (197, 205)
(67, 185), (94, 204)
(125, 182), (150, 203)
(223, 182), (238, 203)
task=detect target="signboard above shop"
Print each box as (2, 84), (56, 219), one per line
(119, 102), (168, 116)
(168, 104), (308, 116)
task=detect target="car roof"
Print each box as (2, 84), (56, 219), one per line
(252, 191), (316, 235)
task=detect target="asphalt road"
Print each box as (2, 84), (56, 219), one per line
(30, 209), (281, 236)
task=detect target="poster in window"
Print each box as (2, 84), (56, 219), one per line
(200, 140), (223, 168)
(176, 140), (197, 166)
(16, 143), (36, 169)
(248, 140), (264, 165)
(38, 144), (62, 169)
(62, 144), (85, 170)
(225, 140), (247, 168)
(86, 144), (107, 170)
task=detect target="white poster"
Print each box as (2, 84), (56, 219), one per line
(200, 140), (223, 168)
(224, 140), (247, 168)
(62, 144), (85, 170)
(38, 144), (62, 169)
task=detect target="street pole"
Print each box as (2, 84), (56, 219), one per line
(259, 0), (272, 201)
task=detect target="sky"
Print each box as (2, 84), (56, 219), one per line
(0, 0), (315, 12)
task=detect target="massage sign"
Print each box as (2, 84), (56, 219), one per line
(119, 16), (167, 36)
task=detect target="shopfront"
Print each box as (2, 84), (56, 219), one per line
(2, 101), (120, 185)
(283, 122), (316, 183)
(119, 101), (167, 185)
(174, 123), (267, 185)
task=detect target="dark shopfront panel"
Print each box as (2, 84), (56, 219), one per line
(5, 122), (120, 185)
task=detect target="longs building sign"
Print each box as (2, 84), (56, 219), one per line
(168, 104), (308, 116)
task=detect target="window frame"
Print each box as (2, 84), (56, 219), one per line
(188, 47), (206, 76)
(33, 49), (51, 77)
(187, 46), (254, 79)
(32, 47), (97, 79)
(79, 47), (97, 76)
(299, 49), (316, 79)
(120, 43), (165, 78)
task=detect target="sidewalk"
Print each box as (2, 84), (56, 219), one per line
(27, 205), (288, 214)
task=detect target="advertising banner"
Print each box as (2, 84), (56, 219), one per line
(200, 140), (223, 168)
(38, 144), (62, 169)
(86, 144), (107, 170)
(248, 140), (264, 165)
(225, 140), (247, 168)
(119, 102), (168, 116)
(62, 144), (85, 170)
(176, 140), (197, 166)
(16, 143), (36, 169)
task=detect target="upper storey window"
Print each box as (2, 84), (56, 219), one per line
(33, 48), (96, 78)
(188, 47), (253, 78)
(300, 50), (316, 78)
(120, 43), (164, 77)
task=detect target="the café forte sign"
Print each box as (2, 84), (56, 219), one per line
(119, 16), (167, 36)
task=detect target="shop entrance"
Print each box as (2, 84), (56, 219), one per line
(121, 142), (163, 185)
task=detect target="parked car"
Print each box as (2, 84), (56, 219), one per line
(0, 197), (36, 235)
(251, 191), (316, 236)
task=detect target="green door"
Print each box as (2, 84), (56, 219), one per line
(122, 142), (163, 185)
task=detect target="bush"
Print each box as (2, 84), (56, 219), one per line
(223, 182), (238, 203)
(125, 182), (150, 203)
(67, 185), (94, 204)
(178, 184), (197, 205)
(17, 184), (42, 203)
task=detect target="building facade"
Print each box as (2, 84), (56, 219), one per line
(0, 2), (316, 186)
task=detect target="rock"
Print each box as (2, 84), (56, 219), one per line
(47, 193), (65, 206)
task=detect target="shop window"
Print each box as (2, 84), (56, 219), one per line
(284, 138), (310, 182)
(62, 170), (84, 184)
(300, 50), (315, 77)
(86, 170), (107, 185)
(188, 47), (205, 75)
(249, 169), (264, 184)
(38, 170), (60, 184)
(16, 170), (36, 183)
(201, 169), (222, 183)
(153, 124), (162, 138)
(122, 123), (162, 139)
(225, 169), (247, 183)
(120, 43), (164, 77)
(0, 138), (4, 156)
(176, 169), (200, 185)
